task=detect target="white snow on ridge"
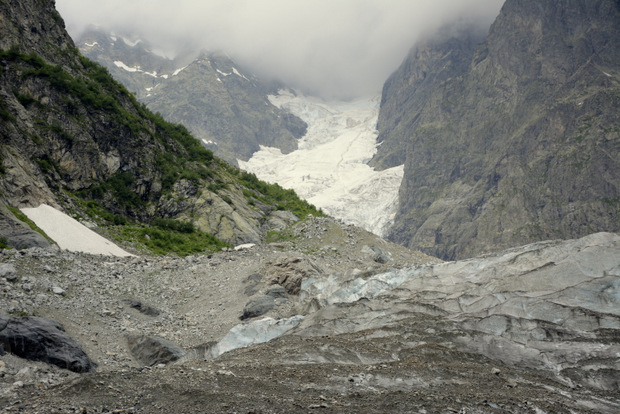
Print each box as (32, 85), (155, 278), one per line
(232, 67), (249, 81)
(172, 66), (188, 76)
(121, 37), (142, 47)
(114, 60), (140, 72)
(238, 90), (403, 237)
(84, 42), (98, 48)
(113, 61), (169, 79)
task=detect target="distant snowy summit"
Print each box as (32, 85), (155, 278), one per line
(76, 27), (307, 165)
(239, 91), (404, 237)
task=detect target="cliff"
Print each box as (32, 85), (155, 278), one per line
(373, 0), (620, 259)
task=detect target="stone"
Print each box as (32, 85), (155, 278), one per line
(267, 254), (323, 295)
(125, 300), (160, 317)
(52, 286), (65, 295)
(240, 296), (276, 321)
(126, 335), (186, 366)
(0, 316), (96, 372)
(0, 263), (17, 282)
(361, 245), (392, 264)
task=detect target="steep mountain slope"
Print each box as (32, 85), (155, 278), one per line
(0, 0), (318, 250)
(77, 29), (307, 165)
(374, 0), (620, 260)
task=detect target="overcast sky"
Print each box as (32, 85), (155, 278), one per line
(56, 0), (504, 99)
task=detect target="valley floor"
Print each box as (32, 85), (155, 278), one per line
(0, 217), (619, 413)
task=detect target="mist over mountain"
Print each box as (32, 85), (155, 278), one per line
(77, 28), (307, 165)
(56, 0), (504, 100)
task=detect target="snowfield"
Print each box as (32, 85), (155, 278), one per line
(238, 91), (403, 237)
(20, 204), (134, 257)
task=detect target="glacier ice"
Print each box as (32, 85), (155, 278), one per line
(210, 315), (304, 358)
(238, 90), (403, 237)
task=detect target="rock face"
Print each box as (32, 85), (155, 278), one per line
(374, 0), (620, 260)
(77, 28), (307, 165)
(0, 316), (95, 373)
(0, 0), (315, 248)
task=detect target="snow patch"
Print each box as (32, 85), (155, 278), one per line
(113, 61), (140, 73)
(202, 139), (217, 145)
(20, 204), (133, 257)
(238, 91), (403, 237)
(121, 37), (142, 47)
(84, 42), (98, 47)
(216, 69), (231, 77)
(172, 66), (188, 76)
(232, 67), (249, 81)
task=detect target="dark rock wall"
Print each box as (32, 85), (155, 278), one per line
(374, 0), (620, 260)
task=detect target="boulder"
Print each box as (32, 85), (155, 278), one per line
(0, 263), (17, 281)
(266, 254), (323, 295)
(361, 245), (392, 264)
(126, 334), (186, 366)
(0, 316), (95, 373)
(240, 296), (275, 320)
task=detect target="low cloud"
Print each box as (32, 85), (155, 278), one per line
(56, 0), (504, 99)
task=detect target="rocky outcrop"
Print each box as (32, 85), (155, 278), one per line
(0, 316), (95, 373)
(77, 29), (307, 165)
(374, 0), (620, 260)
(0, 204), (51, 249)
(0, 0), (318, 249)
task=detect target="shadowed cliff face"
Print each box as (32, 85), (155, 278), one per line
(374, 0), (620, 260)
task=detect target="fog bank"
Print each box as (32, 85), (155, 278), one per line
(56, 0), (504, 99)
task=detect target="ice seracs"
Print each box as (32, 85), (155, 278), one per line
(238, 90), (404, 237)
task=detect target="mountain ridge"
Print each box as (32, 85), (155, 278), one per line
(77, 28), (307, 165)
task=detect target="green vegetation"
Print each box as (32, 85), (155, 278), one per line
(266, 227), (297, 244)
(0, 237), (9, 249)
(12, 88), (37, 107)
(7, 206), (55, 244)
(0, 97), (15, 122)
(80, 200), (128, 225)
(237, 171), (324, 219)
(112, 221), (229, 256)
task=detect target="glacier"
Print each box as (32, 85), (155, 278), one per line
(238, 90), (403, 237)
